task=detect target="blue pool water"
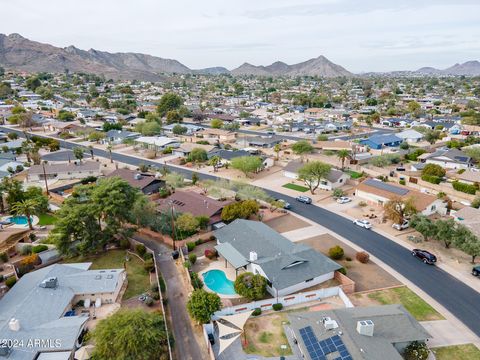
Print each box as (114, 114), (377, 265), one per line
(202, 270), (236, 295)
(8, 216), (32, 225)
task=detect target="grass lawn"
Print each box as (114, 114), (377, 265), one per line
(282, 183), (309, 192)
(244, 312), (292, 357)
(63, 249), (150, 300)
(433, 344), (480, 360)
(38, 213), (57, 226)
(347, 170), (363, 179)
(367, 286), (444, 321)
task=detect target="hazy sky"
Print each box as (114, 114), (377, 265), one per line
(1, 0), (480, 72)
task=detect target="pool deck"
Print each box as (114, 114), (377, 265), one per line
(1, 215), (39, 229)
(199, 260), (241, 299)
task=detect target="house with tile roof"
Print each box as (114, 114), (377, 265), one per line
(214, 219), (341, 296)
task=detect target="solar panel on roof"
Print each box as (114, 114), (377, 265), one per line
(298, 326), (352, 360)
(363, 178), (409, 196)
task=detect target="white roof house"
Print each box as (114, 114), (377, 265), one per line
(135, 136), (181, 150)
(396, 129), (424, 143)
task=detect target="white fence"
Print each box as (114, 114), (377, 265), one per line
(213, 286), (353, 318)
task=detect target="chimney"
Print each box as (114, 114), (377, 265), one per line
(356, 320), (374, 336)
(8, 318), (20, 331)
(249, 251), (258, 262)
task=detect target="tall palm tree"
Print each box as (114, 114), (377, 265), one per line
(336, 149), (351, 170)
(11, 199), (39, 230)
(106, 144), (113, 163)
(273, 143), (281, 161)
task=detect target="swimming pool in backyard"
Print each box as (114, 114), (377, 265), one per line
(202, 269), (237, 295)
(7, 216), (33, 226)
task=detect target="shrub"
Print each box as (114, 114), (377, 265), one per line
(136, 244), (147, 257)
(272, 303), (283, 311)
(337, 267), (347, 276)
(21, 245), (32, 256)
(183, 260), (192, 269)
(421, 174), (441, 184)
(158, 274), (166, 292)
(356, 251), (370, 263)
(399, 179), (406, 185)
(144, 259), (155, 273)
(5, 277), (16, 288)
(188, 253), (197, 265)
(195, 238), (203, 246)
(403, 341), (429, 360)
(252, 308), (262, 316)
(32, 245), (48, 254)
(119, 238), (130, 250)
(345, 256), (352, 261)
(0, 275), (4, 283)
(234, 272), (267, 300)
(358, 201), (367, 207)
(151, 284), (159, 293)
(452, 181), (477, 195)
(472, 196), (480, 209)
(143, 252), (153, 261)
(422, 163), (446, 177)
(190, 271), (204, 289)
(209, 235), (216, 241)
(332, 188), (344, 198)
(196, 215), (210, 229)
(186, 242), (196, 252)
(204, 249), (216, 260)
(152, 292), (160, 300)
(328, 245), (344, 260)
(0, 252), (9, 263)
(145, 297), (154, 306)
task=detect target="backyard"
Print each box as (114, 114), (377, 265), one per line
(38, 213), (57, 226)
(63, 249), (150, 300)
(352, 286), (444, 321)
(432, 344), (480, 360)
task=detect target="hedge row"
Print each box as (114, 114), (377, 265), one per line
(421, 174), (441, 184)
(452, 181), (477, 195)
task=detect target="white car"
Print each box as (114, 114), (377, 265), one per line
(353, 219), (372, 229)
(336, 197), (352, 204)
(392, 220), (409, 231)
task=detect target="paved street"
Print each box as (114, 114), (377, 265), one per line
(5, 126), (480, 341)
(133, 233), (208, 360)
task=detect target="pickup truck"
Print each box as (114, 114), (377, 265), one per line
(392, 220), (409, 231)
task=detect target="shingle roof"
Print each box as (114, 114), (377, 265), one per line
(106, 168), (162, 190)
(362, 134), (402, 145)
(214, 220), (341, 290)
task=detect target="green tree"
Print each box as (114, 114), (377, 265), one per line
(187, 289), (221, 324)
(175, 213), (199, 234)
(424, 129), (441, 145)
(384, 197), (417, 225)
(73, 147), (84, 163)
(464, 147), (480, 162)
(25, 76), (41, 91)
(157, 93), (183, 117)
(187, 148), (208, 163)
(336, 149), (351, 170)
(91, 309), (169, 360)
(407, 101), (421, 114)
(57, 110), (75, 121)
(172, 124), (187, 135)
(221, 200), (259, 222)
(273, 143), (281, 161)
(208, 155), (222, 172)
(410, 215), (437, 241)
(11, 198), (40, 230)
(422, 164), (446, 178)
(210, 118), (223, 129)
(166, 110), (182, 124)
(88, 131), (105, 143)
(136, 121), (162, 136)
(234, 272), (267, 300)
(298, 161), (332, 194)
(435, 218), (457, 248)
(291, 140), (314, 162)
(230, 156), (262, 177)
(403, 341), (429, 360)
(454, 225), (480, 263)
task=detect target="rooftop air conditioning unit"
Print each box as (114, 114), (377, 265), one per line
(249, 251), (258, 262)
(356, 320), (374, 337)
(39, 277), (58, 289)
(8, 318), (20, 331)
(134, 173), (142, 180)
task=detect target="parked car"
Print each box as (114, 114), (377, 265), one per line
(411, 249), (437, 264)
(276, 198), (292, 209)
(472, 265), (480, 277)
(353, 219), (372, 229)
(208, 333), (215, 345)
(336, 197), (352, 204)
(296, 195), (312, 204)
(392, 220), (409, 231)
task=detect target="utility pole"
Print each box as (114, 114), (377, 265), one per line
(42, 162), (50, 196)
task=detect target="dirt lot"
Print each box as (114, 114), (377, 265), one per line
(264, 214), (310, 233)
(300, 234), (401, 292)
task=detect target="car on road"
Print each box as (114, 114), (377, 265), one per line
(208, 333), (215, 345)
(472, 265), (480, 277)
(392, 220), (410, 231)
(276, 199), (292, 209)
(353, 219), (372, 229)
(336, 196), (352, 204)
(412, 249), (437, 264)
(296, 195), (312, 204)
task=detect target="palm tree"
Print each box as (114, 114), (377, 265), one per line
(208, 155), (221, 172)
(106, 144), (113, 163)
(11, 199), (39, 230)
(273, 143), (281, 161)
(336, 149), (351, 170)
(88, 145), (94, 159)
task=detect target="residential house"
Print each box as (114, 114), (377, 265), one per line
(106, 168), (165, 194)
(163, 123), (203, 135)
(1, 139), (24, 153)
(421, 148), (474, 170)
(134, 136), (181, 152)
(447, 169), (480, 186)
(355, 178), (447, 216)
(156, 190), (232, 229)
(243, 135), (283, 148)
(283, 160), (349, 191)
(288, 304), (430, 360)
(103, 130), (140, 145)
(305, 108), (324, 118)
(172, 142), (216, 158)
(208, 149), (274, 169)
(26, 162), (101, 182)
(0, 263), (126, 360)
(46, 120), (81, 133)
(214, 219), (341, 296)
(359, 134), (403, 150)
(395, 129), (424, 143)
(452, 206), (480, 239)
(197, 128), (237, 144)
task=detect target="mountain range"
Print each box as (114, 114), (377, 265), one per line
(0, 33), (479, 80)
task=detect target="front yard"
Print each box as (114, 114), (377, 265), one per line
(353, 286), (444, 321)
(63, 249), (150, 300)
(432, 344), (480, 360)
(282, 183), (309, 192)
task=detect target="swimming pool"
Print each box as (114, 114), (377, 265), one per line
(202, 269), (236, 295)
(7, 216), (33, 226)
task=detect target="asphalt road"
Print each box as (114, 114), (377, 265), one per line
(6, 126), (480, 340)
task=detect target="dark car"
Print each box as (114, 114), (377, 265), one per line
(296, 195), (312, 204)
(472, 265), (480, 277)
(275, 199), (292, 210)
(208, 333), (215, 345)
(412, 249), (437, 264)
